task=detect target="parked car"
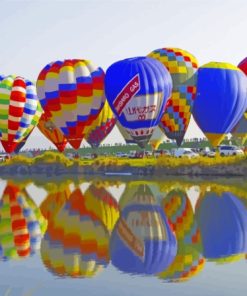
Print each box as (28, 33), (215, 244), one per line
(201, 147), (216, 157)
(128, 150), (145, 159)
(82, 153), (97, 159)
(171, 148), (199, 158)
(218, 145), (244, 156)
(115, 152), (128, 158)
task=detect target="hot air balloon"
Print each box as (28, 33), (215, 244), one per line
(105, 57), (172, 148)
(0, 183), (47, 261)
(195, 190), (247, 260)
(41, 187), (110, 278)
(14, 101), (43, 153)
(84, 101), (116, 148)
(230, 58), (247, 145)
(148, 48), (198, 146)
(110, 184), (177, 275)
(0, 75), (41, 153)
(193, 62), (247, 147)
(36, 59), (105, 150)
(37, 113), (68, 152)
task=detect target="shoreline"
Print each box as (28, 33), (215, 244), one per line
(0, 161), (247, 179)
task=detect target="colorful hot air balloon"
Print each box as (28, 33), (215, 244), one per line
(110, 184), (177, 275)
(84, 101), (116, 148)
(0, 75), (41, 153)
(195, 191), (247, 260)
(36, 59), (105, 150)
(41, 187), (110, 278)
(14, 101), (43, 153)
(37, 113), (68, 152)
(148, 48), (198, 146)
(105, 57), (172, 148)
(193, 62), (247, 147)
(0, 183), (47, 261)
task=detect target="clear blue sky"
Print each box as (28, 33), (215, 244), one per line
(1, 0), (247, 149)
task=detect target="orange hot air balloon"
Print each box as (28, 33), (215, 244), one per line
(37, 113), (67, 152)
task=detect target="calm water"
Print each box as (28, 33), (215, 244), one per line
(0, 177), (246, 296)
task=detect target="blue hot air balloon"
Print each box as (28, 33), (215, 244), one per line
(105, 57), (172, 148)
(195, 191), (247, 260)
(193, 62), (247, 146)
(110, 184), (177, 275)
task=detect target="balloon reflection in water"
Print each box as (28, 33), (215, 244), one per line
(110, 184), (177, 275)
(41, 186), (112, 278)
(158, 189), (205, 282)
(195, 190), (247, 261)
(84, 183), (120, 232)
(39, 185), (71, 221)
(0, 183), (47, 260)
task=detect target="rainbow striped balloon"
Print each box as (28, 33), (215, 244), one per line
(85, 101), (116, 148)
(36, 59), (105, 150)
(14, 101), (43, 153)
(0, 75), (40, 153)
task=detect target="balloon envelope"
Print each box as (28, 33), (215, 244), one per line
(36, 59), (105, 150)
(105, 57), (172, 148)
(0, 75), (41, 153)
(193, 62), (247, 146)
(148, 48), (198, 146)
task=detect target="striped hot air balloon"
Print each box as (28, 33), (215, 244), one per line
(36, 59), (105, 150)
(193, 62), (247, 146)
(84, 101), (116, 148)
(105, 57), (172, 148)
(110, 184), (177, 275)
(0, 75), (41, 153)
(14, 101), (43, 153)
(148, 48), (198, 146)
(0, 183), (47, 261)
